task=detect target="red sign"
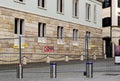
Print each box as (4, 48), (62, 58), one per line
(44, 46), (54, 52)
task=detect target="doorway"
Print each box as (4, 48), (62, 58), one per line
(103, 37), (112, 58)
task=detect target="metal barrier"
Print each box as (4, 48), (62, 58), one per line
(86, 61), (93, 78)
(1, 36), (120, 79)
(50, 62), (57, 78)
(17, 63), (23, 79)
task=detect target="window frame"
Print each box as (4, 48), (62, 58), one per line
(38, 22), (46, 37)
(57, 26), (64, 44)
(102, 17), (111, 27)
(118, 16), (120, 26)
(57, 0), (64, 14)
(94, 4), (97, 23)
(72, 0), (79, 18)
(14, 18), (25, 48)
(118, 0), (120, 8)
(73, 29), (78, 42)
(14, 18), (24, 35)
(38, 0), (47, 9)
(102, 0), (111, 8)
(86, 3), (91, 21)
(14, 0), (25, 4)
(57, 26), (63, 39)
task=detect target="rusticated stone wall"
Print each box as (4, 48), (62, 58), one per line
(0, 7), (103, 64)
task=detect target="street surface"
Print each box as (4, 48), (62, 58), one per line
(0, 58), (120, 81)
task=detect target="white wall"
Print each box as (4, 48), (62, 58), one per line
(112, 0), (118, 26)
(0, 0), (102, 28)
(102, 8), (110, 18)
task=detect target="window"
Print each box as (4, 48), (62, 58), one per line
(14, 18), (24, 48)
(19, 0), (23, 2)
(94, 5), (97, 23)
(119, 39), (120, 45)
(73, 0), (79, 18)
(57, 26), (63, 39)
(14, 18), (24, 35)
(38, 22), (46, 43)
(73, 29), (78, 41)
(38, 0), (46, 9)
(38, 22), (46, 37)
(102, 17), (111, 27)
(86, 3), (91, 21)
(57, 0), (64, 13)
(14, 0), (25, 3)
(118, 16), (120, 26)
(118, 0), (120, 7)
(102, 0), (111, 8)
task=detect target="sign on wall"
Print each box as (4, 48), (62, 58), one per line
(44, 46), (54, 52)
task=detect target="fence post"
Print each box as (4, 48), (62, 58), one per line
(17, 36), (23, 79)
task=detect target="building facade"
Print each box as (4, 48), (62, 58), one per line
(0, 0), (103, 64)
(102, 0), (120, 58)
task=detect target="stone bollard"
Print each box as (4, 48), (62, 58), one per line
(23, 56), (27, 65)
(80, 55), (84, 61)
(93, 54), (96, 60)
(65, 56), (69, 62)
(104, 54), (106, 59)
(46, 56), (50, 63)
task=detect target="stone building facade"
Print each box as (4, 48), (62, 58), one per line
(102, 0), (120, 58)
(0, 0), (103, 64)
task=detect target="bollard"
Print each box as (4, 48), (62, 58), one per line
(93, 54), (96, 60)
(23, 56), (27, 65)
(80, 55), (84, 61)
(50, 62), (57, 78)
(65, 56), (69, 62)
(86, 61), (93, 78)
(46, 56), (50, 63)
(17, 64), (23, 79)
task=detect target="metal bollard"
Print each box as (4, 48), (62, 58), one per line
(50, 62), (57, 78)
(86, 61), (93, 78)
(17, 64), (23, 79)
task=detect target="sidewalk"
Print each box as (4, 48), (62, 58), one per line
(0, 59), (120, 81)
(0, 72), (120, 81)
